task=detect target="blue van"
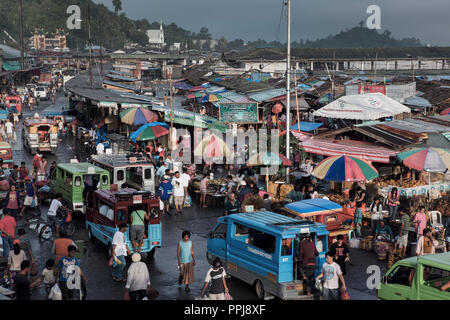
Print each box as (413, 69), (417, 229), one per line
(207, 211), (329, 300)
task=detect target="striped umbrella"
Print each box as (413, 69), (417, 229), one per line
(312, 155), (379, 182)
(397, 147), (450, 172)
(129, 122), (169, 142)
(440, 108), (450, 116)
(187, 92), (205, 99)
(120, 107), (158, 125)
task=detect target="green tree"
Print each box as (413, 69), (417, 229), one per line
(199, 27), (211, 40)
(217, 37), (227, 52)
(112, 0), (122, 14)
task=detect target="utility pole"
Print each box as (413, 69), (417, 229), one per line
(88, 2), (93, 87)
(99, 23), (103, 75)
(285, 0), (291, 183)
(18, 0), (24, 69)
(169, 71), (174, 151)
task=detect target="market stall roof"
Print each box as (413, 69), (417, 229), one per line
(314, 93), (411, 120)
(403, 96), (432, 108)
(284, 199), (342, 218)
(290, 122), (323, 132)
(248, 88), (295, 102)
(378, 118), (450, 134)
(300, 139), (398, 163)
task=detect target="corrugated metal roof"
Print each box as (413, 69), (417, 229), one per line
(403, 96), (432, 108)
(381, 119), (450, 134)
(105, 73), (137, 82)
(103, 80), (138, 91)
(248, 88), (292, 102)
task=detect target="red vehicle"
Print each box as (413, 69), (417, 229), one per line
(281, 199), (355, 244)
(4, 95), (22, 115)
(86, 187), (162, 257)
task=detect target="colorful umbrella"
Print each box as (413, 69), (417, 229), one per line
(194, 134), (232, 161)
(397, 147), (450, 172)
(200, 94), (220, 103)
(247, 152), (292, 167)
(129, 122), (169, 142)
(312, 155), (379, 182)
(187, 92), (205, 99)
(120, 107), (158, 125)
(440, 108), (450, 116)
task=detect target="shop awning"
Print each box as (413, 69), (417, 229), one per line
(290, 122), (323, 132)
(2, 61), (21, 71)
(300, 139), (398, 163)
(285, 199), (342, 218)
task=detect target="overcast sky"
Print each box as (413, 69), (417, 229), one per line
(93, 0), (450, 45)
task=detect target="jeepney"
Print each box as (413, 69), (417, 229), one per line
(0, 142), (13, 169)
(4, 95), (22, 116)
(207, 211), (329, 300)
(50, 162), (110, 214)
(282, 199), (355, 244)
(90, 154), (155, 193)
(86, 188), (161, 258)
(377, 252), (450, 300)
(22, 118), (59, 154)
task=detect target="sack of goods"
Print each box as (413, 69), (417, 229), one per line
(349, 238), (360, 249)
(48, 283), (62, 300)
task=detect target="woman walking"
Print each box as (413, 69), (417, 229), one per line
(5, 185), (22, 220)
(177, 230), (195, 292)
(5, 241), (27, 287)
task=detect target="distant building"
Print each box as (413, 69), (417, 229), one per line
(29, 28), (68, 52)
(146, 23), (165, 49)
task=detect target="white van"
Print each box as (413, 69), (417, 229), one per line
(34, 86), (48, 100)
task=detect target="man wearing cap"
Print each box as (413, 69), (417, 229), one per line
(125, 253), (151, 300)
(157, 175), (173, 216)
(19, 176), (40, 217)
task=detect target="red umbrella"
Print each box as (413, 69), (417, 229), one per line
(272, 103), (283, 114)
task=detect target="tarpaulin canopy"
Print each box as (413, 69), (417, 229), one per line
(2, 61), (21, 71)
(290, 122), (323, 132)
(300, 139), (398, 163)
(314, 93), (411, 120)
(403, 96), (432, 108)
(285, 199), (342, 217)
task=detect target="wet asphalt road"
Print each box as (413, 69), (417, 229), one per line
(5, 92), (386, 300)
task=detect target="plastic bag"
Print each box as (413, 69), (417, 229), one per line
(108, 257), (113, 267)
(159, 200), (164, 211)
(49, 283), (62, 300)
(341, 289), (350, 300)
(315, 280), (323, 293)
(349, 238), (360, 249)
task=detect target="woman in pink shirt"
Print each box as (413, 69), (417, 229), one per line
(413, 206), (428, 236)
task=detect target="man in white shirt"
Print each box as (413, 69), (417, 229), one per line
(5, 119), (13, 143)
(125, 253), (151, 300)
(180, 167), (191, 199)
(316, 252), (347, 300)
(171, 171), (185, 216)
(47, 193), (70, 236)
(112, 224), (131, 282)
(96, 142), (105, 155)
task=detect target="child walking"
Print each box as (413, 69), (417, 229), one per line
(41, 259), (56, 299)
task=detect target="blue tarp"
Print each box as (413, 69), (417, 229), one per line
(173, 82), (193, 90)
(290, 122), (323, 132)
(285, 199), (342, 216)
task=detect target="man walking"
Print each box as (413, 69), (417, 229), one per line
(329, 235), (350, 276)
(111, 224), (131, 282)
(15, 261), (41, 300)
(19, 176), (40, 216)
(125, 253), (151, 300)
(0, 209), (16, 258)
(316, 252), (347, 300)
(56, 245), (88, 300)
(171, 171), (185, 216)
(201, 258), (229, 300)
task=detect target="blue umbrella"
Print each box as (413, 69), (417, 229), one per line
(130, 122), (169, 142)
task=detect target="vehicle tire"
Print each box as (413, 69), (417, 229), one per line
(87, 227), (95, 243)
(107, 243), (113, 257)
(39, 225), (53, 240)
(63, 222), (75, 237)
(147, 248), (156, 260)
(255, 280), (265, 300)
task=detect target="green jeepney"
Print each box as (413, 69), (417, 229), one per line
(50, 162), (110, 214)
(377, 252), (450, 300)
